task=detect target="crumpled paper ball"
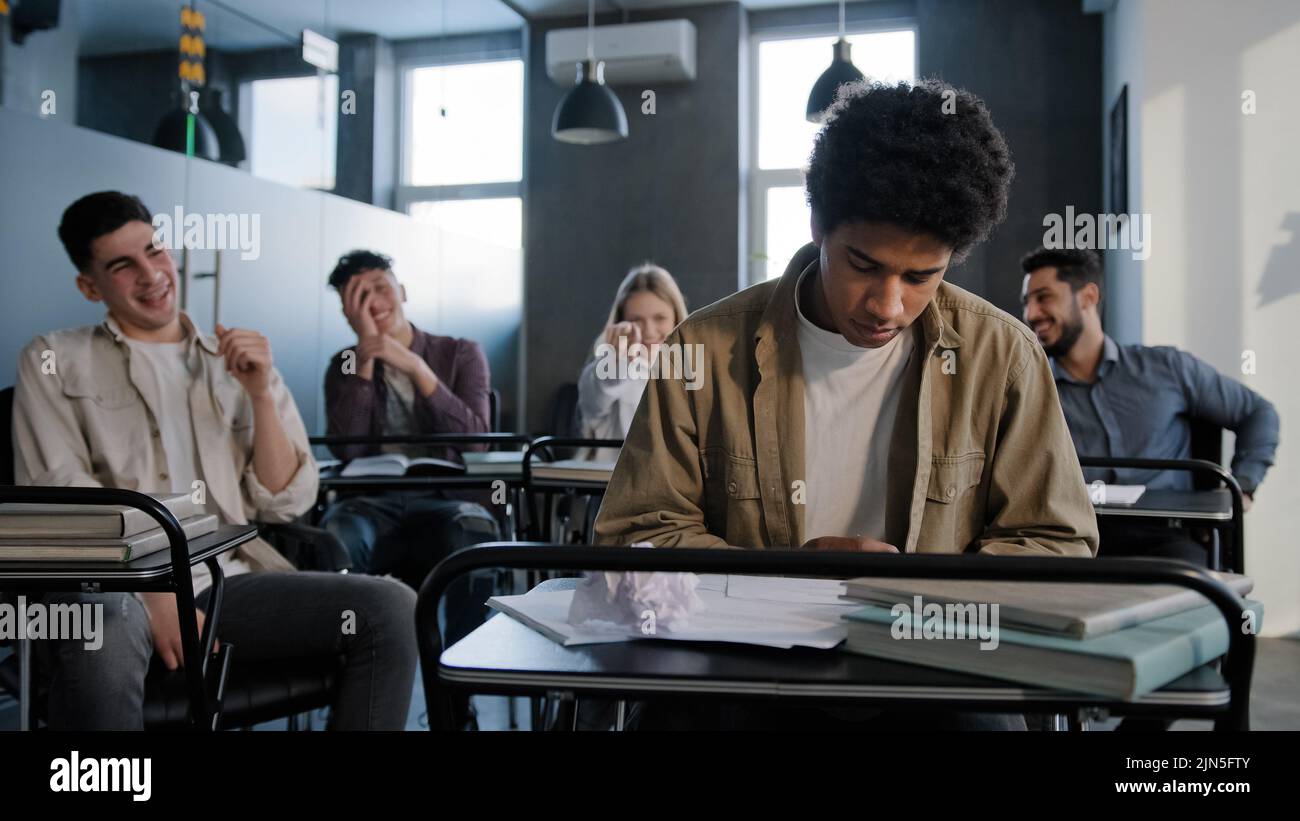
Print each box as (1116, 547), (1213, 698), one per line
(566, 543), (705, 634)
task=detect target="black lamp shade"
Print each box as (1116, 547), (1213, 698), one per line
(806, 38), (865, 123)
(200, 88), (247, 165)
(552, 60), (628, 145)
(151, 101), (221, 161)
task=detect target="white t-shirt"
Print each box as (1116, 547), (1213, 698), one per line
(795, 271), (915, 542)
(124, 338), (250, 594)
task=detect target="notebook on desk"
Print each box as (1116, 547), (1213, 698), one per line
(0, 491), (197, 539)
(841, 599), (1263, 700)
(529, 459), (616, 484)
(463, 451), (525, 477)
(0, 513), (219, 561)
(842, 572), (1254, 639)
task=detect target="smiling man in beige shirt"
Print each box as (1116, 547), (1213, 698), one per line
(12, 191), (417, 729)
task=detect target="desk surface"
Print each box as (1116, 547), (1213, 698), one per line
(441, 606), (1229, 713)
(1094, 488), (1232, 521)
(0, 524), (258, 584)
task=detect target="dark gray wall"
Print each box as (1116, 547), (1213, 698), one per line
(915, 0), (1103, 311)
(521, 0), (1100, 429)
(523, 1), (746, 430)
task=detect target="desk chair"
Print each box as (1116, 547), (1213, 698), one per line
(522, 436), (623, 544)
(417, 544), (1255, 732)
(1079, 419), (1245, 572)
(0, 388), (342, 730)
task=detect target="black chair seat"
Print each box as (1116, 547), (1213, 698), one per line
(144, 654), (342, 730)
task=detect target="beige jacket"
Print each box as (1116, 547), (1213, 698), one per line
(12, 313), (317, 570)
(594, 244), (1098, 557)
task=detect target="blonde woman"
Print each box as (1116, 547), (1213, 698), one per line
(577, 263), (688, 461)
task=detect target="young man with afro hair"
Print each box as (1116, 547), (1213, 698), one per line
(595, 79), (1098, 560)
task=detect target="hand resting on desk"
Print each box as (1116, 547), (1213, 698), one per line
(801, 536), (899, 553)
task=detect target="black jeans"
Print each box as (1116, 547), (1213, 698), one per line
(1097, 518), (1210, 566)
(34, 571), (417, 730)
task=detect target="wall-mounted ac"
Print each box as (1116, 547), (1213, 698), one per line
(545, 19), (697, 85)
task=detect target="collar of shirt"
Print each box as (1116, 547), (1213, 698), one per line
(1050, 334), (1119, 385)
(101, 311), (221, 358)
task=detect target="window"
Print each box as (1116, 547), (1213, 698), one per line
(749, 28), (916, 281)
(243, 73), (338, 190)
(399, 58), (524, 249)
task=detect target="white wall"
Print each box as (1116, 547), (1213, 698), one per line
(0, 107), (524, 434)
(1106, 0), (1300, 636)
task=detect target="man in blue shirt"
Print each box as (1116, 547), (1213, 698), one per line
(1020, 247), (1279, 566)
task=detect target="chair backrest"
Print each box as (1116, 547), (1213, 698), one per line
(0, 386), (13, 486)
(488, 387), (502, 432)
(1188, 417), (1224, 491)
(549, 382), (581, 439)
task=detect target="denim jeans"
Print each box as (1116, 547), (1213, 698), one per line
(320, 492), (500, 645)
(33, 571), (417, 730)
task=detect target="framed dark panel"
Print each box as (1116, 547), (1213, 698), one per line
(1109, 85), (1128, 215)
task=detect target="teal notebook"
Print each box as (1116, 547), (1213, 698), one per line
(842, 599), (1263, 700)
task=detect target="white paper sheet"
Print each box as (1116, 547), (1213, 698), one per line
(489, 575), (857, 650)
(1095, 484), (1146, 505)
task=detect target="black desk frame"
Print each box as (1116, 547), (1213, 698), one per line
(1080, 456), (1245, 572)
(521, 436), (622, 543)
(312, 433), (533, 537)
(416, 544), (1255, 732)
(0, 486), (254, 730)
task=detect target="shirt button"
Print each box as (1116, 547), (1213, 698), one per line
(946, 486), (956, 500)
(151, 429), (160, 438)
(159, 472), (169, 481)
(727, 481), (738, 495)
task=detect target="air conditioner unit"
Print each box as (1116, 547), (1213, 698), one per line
(546, 19), (697, 86)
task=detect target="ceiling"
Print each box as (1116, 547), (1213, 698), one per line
(73, 0), (850, 57)
(75, 0), (526, 57)
(506, 0), (846, 17)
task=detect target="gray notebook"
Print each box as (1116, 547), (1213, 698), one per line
(842, 572), (1255, 639)
(0, 492), (198, 539)
(0, 513), (219, 561)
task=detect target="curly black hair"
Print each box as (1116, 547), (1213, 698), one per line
(327, 249), (394, 291)
(805, 79), (1015, 262)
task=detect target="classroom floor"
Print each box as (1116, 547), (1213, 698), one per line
(3, 638), (1298, 730)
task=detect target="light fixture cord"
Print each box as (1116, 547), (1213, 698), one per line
(839, 0), (846, 37)
(587, 0), (595, 62)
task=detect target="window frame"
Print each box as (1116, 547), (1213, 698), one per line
(746, 20), (919, 285)
(395, 52), (524, 219)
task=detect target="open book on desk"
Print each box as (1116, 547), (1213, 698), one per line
(339, 453), (467, 478)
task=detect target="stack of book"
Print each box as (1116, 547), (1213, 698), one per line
(530, 459), (617, 484)
(0, 492), (218, 562)
(839, 573), (1261, 700)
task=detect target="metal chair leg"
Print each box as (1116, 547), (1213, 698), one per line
(18, 634), (31, 731)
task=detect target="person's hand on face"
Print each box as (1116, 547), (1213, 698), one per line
(215, 324), (274, 399)
(604, 321), (647, 361)
(801, 535), (899, 553)
(342, 275), (380, 340)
